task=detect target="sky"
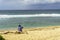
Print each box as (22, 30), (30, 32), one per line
(0, 0), (60, 10)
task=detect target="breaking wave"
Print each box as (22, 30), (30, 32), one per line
(0, 14), (60, 18)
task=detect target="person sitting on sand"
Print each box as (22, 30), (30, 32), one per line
(18, 24), (23, 32)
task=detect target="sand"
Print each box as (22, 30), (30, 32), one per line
(0, 26), (60, 40)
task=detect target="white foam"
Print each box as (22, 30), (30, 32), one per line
(0, 14), (60, 18)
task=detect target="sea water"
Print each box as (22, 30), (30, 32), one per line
(0, 10), (60, 30)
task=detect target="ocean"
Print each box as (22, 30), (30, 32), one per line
(0, 10), (60, 30)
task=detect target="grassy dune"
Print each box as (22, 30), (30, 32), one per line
(0, 26), (60, 40)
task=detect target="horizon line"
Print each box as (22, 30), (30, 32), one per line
(0, 9), (60, 11)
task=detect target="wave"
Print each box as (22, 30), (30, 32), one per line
(0, 14), (60, 18)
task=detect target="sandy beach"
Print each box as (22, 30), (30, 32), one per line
(0, 26), (60, 40)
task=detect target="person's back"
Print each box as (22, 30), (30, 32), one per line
(18, 25), (23, 32)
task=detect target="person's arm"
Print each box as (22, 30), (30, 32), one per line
(22, 27), (23, 29)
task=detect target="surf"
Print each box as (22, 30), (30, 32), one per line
(0, 14), (60, 18)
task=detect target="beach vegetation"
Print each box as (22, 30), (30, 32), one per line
(0, 35), (5, 40)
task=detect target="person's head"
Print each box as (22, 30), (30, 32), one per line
(18, 24), (21, 27)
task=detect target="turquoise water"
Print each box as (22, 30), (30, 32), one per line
(0, 10), (60, 30)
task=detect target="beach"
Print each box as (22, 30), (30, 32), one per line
(0, 26), (60, 40)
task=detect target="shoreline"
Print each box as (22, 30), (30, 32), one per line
(0, 26), (60, 31)
(0, 25), (60, 30)
(0, 26), (60, 34)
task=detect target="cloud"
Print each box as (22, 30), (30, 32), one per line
(20, 0), (60, 4)
(1, 0), (60, 5)
(0, 0), (60, 10)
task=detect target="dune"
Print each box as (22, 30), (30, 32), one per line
(0, 26), (60, 40)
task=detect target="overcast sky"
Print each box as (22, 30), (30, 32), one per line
(0, 0), (60, 10)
